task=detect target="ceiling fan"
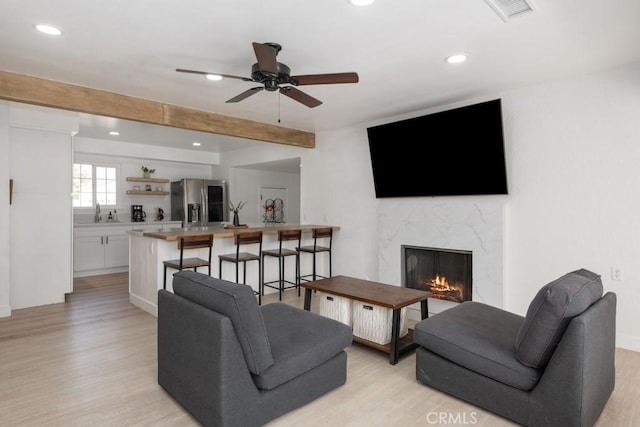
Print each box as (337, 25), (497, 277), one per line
(176, 42), (359, 108)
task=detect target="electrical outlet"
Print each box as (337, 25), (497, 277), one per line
(611, 267), (623, 281)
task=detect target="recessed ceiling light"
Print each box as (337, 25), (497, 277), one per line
(205, 74), (223, 81)
(445, 54), (468, 64)
(348, 0), (375, 6)
(192, 142), (201, 146)
(109, 131), (119, 136)
(35, 24), (62, 36)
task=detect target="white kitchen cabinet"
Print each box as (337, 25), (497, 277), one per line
(73, 221), (181, 277)
(73, 226), (131, 276)
(104, 234), (129, 268)
(73, 236), (106, 272)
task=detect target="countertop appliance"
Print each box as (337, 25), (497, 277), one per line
(131, 205), (146, 222)
(171, 179), (228, 226)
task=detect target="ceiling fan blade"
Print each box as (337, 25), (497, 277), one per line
(176, 68), (252, 82)
(280, 86), (323, 108)
(252, 42), (278, 75)
(292, 72), (359, 86)
(226, 87), (264, 103)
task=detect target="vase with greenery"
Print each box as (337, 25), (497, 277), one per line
(141, 166), (155, 179)
(229, 201), (246, 226)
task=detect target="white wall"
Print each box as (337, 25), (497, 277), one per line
(229, 167), (301, 224)
(302, 127), (379, 280)
(504, 62), (640, 350)
(223, 142), (308, 224)
(306, 61), (640, 351)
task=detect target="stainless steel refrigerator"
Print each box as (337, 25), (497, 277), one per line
(170, 179), (228, 226)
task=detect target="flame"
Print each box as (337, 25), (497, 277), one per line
(427, 275), (466, 302)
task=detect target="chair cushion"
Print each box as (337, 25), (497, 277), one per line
(414, 301), (542, 391)
(515, 268), (603, 368)
(172, 270), (274, 374)
(252, 303), (352, 390)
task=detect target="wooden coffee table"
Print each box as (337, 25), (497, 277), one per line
(301, 275), (430, 365)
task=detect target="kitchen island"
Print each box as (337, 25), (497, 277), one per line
(128, 223), (339, 315)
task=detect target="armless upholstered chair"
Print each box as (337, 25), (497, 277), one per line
(158, 270), (353, 426)
(413, 269), (615, 427)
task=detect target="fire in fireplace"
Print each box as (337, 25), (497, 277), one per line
(401, 245), (472, 303)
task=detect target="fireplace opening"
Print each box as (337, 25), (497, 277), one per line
(401, 245), (472, 303)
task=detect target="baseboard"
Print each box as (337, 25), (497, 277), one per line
(616, 332), (640, 353)
(129, 294), (157, 317)
(74, 267), (128, 278)
(0, 304), (11, 318)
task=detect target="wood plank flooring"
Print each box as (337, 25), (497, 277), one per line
(0, 273), (638, 426)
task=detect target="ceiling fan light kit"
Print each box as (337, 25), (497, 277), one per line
(34, 24), (62, 35)
(446, 54), (468, 64)
(177, 42), (359, 108)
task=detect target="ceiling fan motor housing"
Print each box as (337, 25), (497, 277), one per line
(251, 62), (294, 90)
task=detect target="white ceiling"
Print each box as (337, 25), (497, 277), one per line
(2, 0), (640, 155)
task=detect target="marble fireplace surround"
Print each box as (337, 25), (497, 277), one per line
(377, 197), (505, 319)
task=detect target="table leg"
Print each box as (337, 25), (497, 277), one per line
(303, 288), (312, 311)
(421, 299), (429, 319)
(390, 308), (401, 365)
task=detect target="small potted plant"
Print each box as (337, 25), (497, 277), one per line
(141, 166), (155, 179)
(229, 201), (247, 226)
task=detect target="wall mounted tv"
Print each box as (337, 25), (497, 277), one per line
(367, 99), (508, 198)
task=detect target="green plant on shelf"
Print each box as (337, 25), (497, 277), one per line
(141, 166), (155, 178)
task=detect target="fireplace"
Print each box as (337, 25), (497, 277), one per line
(401, 245), (472, 303)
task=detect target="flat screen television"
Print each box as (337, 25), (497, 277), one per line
(367, 99), (508, 198)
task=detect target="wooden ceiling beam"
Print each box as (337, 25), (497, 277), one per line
(0, 70), (315, 148)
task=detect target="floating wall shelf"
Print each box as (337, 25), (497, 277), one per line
(126, 190), (169, 195)
(126, 177), (170, 183)
(126, 177), (170, 195)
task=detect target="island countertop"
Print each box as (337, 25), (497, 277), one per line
(140, 223), (340, 241)
(128, 223), (338, 315)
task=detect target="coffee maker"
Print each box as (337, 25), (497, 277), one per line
(131, 205), (146, 222)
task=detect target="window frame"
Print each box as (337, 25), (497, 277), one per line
(72, 162), (119, 209)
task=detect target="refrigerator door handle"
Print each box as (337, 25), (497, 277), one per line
(201, 186), (208, 225)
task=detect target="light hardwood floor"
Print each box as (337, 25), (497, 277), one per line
(0, 273), (638, 426)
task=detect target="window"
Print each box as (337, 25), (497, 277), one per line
(72, 163), (117, 207)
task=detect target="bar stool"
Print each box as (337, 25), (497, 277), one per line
(261, 229), (302, 301)
(218, 230), (263, 304)
(163, 234), (213, 290)
(298, 227), (333, 282)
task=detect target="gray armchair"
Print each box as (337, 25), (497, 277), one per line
(414, 269), (615, 426)
(158, 270), (353, 427)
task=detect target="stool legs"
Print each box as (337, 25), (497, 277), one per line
(296, 253), (300, 296)
(219, 259), (262, 306)
(300, 250), (331, 283)
(262, 253), (299, 301)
